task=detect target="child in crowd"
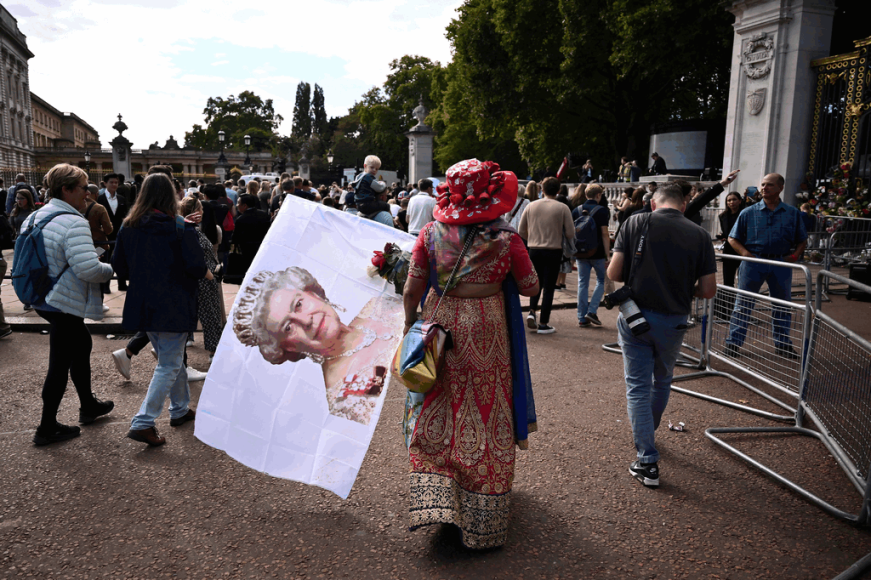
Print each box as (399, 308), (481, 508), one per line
(351, 155), (390, 216)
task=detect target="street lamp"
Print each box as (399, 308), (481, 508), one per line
(327, 149), (334, 172)
(84, 150), (91, 177)
(217, 130), (227, 181)
(244, 134), (252, 172)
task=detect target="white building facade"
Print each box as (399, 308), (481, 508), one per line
(0, 5), (34, 170)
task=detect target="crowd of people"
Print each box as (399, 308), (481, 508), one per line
(0, 155), (812, 551)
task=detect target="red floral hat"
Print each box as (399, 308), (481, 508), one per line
(432, 159), (518, 225)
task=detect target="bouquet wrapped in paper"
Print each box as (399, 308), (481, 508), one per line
(367, 242), (412, 295)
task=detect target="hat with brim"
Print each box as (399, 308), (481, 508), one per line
(432, 159), (518, 225)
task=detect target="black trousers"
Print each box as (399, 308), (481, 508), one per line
(36, 310), (95, 429)
(528, 248), (563, 325)
(715, 256), (741, 319)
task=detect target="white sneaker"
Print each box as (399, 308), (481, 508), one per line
(186, 366), (207, 382)
(111, 348), (132, 380)
(102, 304), (110, 313)
(185, 340), (195, 347)
(526, 312), (537, 330)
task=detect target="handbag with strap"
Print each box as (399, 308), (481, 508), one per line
(391, 225), (479, 394)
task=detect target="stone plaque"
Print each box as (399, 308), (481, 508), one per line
(742, 32), (774, 80)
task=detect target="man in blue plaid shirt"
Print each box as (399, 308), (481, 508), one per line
(725, 173), (807, 359)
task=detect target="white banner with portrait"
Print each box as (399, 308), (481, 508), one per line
(195, 197), (415, 498)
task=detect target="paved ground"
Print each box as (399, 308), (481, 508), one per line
(1, 279), (870, 578)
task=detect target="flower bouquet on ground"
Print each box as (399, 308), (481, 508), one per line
(367, 243), (411, 295)
(796, 163), (871, 264)
(797, 163), (870, 221)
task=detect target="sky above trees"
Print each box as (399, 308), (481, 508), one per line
(8, 0), (462, 148)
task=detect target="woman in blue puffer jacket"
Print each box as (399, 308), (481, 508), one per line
(30, 164), (115, 446)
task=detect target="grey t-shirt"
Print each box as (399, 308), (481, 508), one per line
(613, 208), (716, 315)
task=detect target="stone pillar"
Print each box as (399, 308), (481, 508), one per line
(405, 98), (436, 186)
(722, 0), (835, 204)
(109, 114), (133, 180)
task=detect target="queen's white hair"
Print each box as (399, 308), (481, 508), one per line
(232, 267), (326, 364)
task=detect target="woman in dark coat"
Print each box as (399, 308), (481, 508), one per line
(714, 191), (745, 319)
(112, 173), (212, 447)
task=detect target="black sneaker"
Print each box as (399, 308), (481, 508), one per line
(775, 345), (800, 360)
(79, 397), (115, 425)
(526, 312), (537, 330)
(537, 324), (556, 335)
(585, 313), (602, 326)
(725, 344), (741, 358)
(629, 460), (660, 487)
(578, 319), (591, 328)
(33, 422), (81, 446)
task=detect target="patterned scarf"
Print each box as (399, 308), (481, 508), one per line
(426, 218), (516, 295)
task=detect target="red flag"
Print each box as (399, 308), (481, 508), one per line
(555, 157), (568, 181)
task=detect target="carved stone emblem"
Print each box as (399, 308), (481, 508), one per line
(747, 88), (766, 115)
(742, 32), (774, 80)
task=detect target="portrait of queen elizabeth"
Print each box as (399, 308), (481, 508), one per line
(232, 267), (404, 425)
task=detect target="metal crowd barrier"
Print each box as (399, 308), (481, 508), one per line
(706, 270), (871, 526)
(669, 255), (813, 421)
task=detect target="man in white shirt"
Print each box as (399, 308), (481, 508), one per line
(406, 178), (438, 236)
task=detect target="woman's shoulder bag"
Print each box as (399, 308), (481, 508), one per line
(392, 225), (479, 393)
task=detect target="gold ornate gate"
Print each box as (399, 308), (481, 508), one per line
(808, 36), (871, 183)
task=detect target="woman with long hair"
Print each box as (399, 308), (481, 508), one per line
(28, 164), (115, 445)
(112, 173), (213, 447)
(8, 186), (36, 237)
(718, 192), (745, 288)
(569, 183), (587, 209)
(525, 180), (540, 202)
(402, 159), (540, 549)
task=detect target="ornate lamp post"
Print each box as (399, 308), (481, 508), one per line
(244, 134), (252, 172)
(217, 130), (228, 181)
(84, 150), (91, 178)
(327, 149), (334, 173)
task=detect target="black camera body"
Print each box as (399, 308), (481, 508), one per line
(603, 286), (633, 310)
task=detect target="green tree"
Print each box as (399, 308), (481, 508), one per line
(183, 91), (282, 152)
(437, 0), (733, 174)
(292, 82), (312, 141)
(351, 56), (441, 177)
(311, 84), (328, 138)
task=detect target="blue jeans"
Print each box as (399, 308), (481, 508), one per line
(618, 309), (688, 464)
(576, 258), (606, 320)
(726, 261), (793, 348)
(130, 332), (191, 430)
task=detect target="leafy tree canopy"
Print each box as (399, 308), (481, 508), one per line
(183, 91), (282, 152)
(434, 0), (733, 174)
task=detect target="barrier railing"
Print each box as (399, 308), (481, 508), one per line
(705, 270), (871, 525)
(672, 256), (813, 421)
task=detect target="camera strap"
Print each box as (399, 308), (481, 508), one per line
(627, 213), (652, 288)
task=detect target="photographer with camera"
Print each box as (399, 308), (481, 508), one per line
(606, 183), (717, 488)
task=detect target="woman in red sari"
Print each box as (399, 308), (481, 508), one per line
(402, 159), (540, 549)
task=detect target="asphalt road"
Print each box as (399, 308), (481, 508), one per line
(0, 304), (869, 579)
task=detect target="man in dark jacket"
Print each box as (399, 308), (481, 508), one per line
(650, 153), (668, 176)
(233, 194), (271, 276)
(98, 173), (131, 291)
